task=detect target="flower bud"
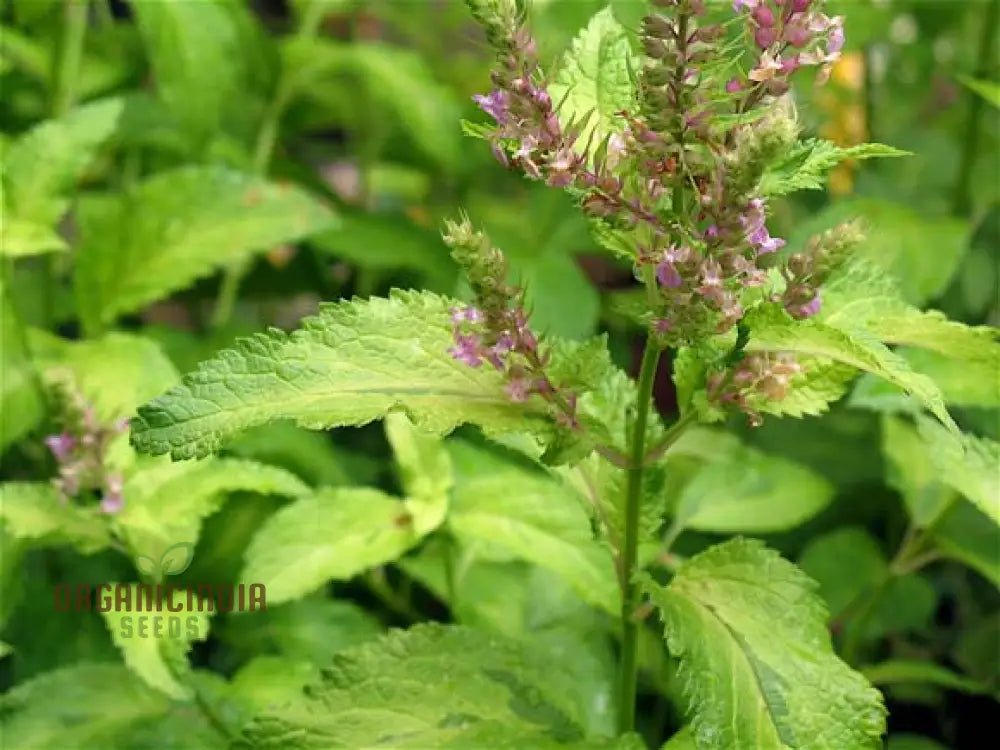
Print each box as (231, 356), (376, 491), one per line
(753, 5), (775, 27)
(643, 14), (674, 40)
(755, 26), (777, 49)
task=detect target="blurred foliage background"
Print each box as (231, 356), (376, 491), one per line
(0, 1), (997, 748)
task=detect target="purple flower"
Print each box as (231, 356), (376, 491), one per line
(656, 260), (682, 288)
(450, 305), (483, 325)
(99, 474), (124, 514)
(827, 23), (845, 55)
(473, 90), (510, 124)
(505, 377), (532, 402)
(790, 292), (823, 319)
(449, 334), (483, 367)
(44, 433), (75, 462)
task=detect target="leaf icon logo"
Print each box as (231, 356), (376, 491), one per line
(134, 542), (195, 580)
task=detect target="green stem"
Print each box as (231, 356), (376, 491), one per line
(617, 337), (661, 735)
(952, 0), (999, 216)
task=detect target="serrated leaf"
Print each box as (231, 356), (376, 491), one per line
(0, 482), (110, 554)
(745, 305), (955, 431)
(1, 97), (125, 225)
(760, 139), (909, 197)
(0, 218), (68, 257)
(448, 440), (619, 614)
(100, 583), (214, 700)
(240, 485), (444, 604)
(548, 6), (634, 163)
(73, 166), (337, 331)
(235, 622), (637, 749)
(668, 428), (834, 533)
(116, 457), (309, 566)
(641, 539), (886, 750)
(130, 290), (556, 460)
(0, 663), (175, 750)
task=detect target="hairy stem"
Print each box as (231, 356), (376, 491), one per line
(953, 0), (999, 216)
(618, 336), (661, 734)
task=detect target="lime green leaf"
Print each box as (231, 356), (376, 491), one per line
(30, 331), (180, 422)
(235, 622), (638, 748)
(448, 440), (619, 614)
(852, 348), (1000, 409)
(641, 539), (886, 750)
(0, 663), (173, 749)
(0, 482), (110, 554)
(116, 457), (309, 565)
(99, 583), (214, 700)
(549, 6), (634, 162)
(668, 428), (834, 533)
(958, 75), (1000, 108)
(385, 412), (453, 512)
(860, 659), (996, 697)
(0, 218), (68, 257)
(662, 727), (697, 749)
(0, 282), (44, 451)
(880, 416), (955, 526)
(229, 656), (319, 714)
(73, 166), (337, 331)
(241, 485), (445, 604)
(760, 140), (909, 197)
(1, 97), (125, 225)
(130, 290), (556, 460)
(745, 305), (955, 431)
(916, 416), (999, 526)
(789, 199), (969, 305)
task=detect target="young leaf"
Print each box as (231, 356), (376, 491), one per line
(1, 97), (125, 225)
(385, 412), (453, 513)
(759, 140), (909, 197)
(448, 440), (620, 614)
(641, 538), (886, 749)
(0, 218), (68, 258)
(130, 291), (557, 460)
(880, 416), (955, 526)
(0, 482), (110, 554)
(957, 75), (1000, 108)
(240, 486), (445, 604)
(116, 457), (309, 565)
(100, 584), (214, 700)
(930, 500), (1000, 588)
(73, 166), (337, 332)
(548, 6), (634, 163)
(667, 428), (834, 534)
(0, 281), (44, 451)
(234, 622), (640, 749)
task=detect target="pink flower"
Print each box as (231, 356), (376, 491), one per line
(44, 433), (75, 461)
(748, 52), (784, 82)
(472, 90), (509, 124)
(449, 334), (483, 367)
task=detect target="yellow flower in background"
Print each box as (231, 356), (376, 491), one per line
(816, 51), (868, 195)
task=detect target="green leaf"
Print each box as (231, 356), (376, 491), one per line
(0, 482), (111, 554)
(789, 199), (969, 305)
(73, 166), (337, 331)
(30, 331), (180, 422)
(760, 140), (909, 197)
(448, 440), (619, 614)
(957, 75), (1000, 108)
(640, 539), (886, 750)
(860, 660), (996, 697)
(915, 416), (999, 526)
(235, 622), (637, 748)
(548, 6), (634, 163)
(1, 97), (125, 225)
(661, 726), (698, 749)
(0, 281), (44, 451)
(219, 595), (383, 666)
(880, 415), (955, 526)
(385, 412), (453, 511)
(930, 500), (1000, 588)
(745, 305), (955, 431)
(798, 527), (936, 639)
(100, 583), (214, 700)
(130, 290), (557, 460)
(0, 218), (68, 257)
(116, 457), (309, 565)
(132, 0), (264, 149)
(668, 428), (834, 533)
(0, 663), (174, 749)
(240, 485), (445, 604)
(851, 348), (1000, 409)
(886, 736), (949, 750)
(229, 655), (319, 714)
